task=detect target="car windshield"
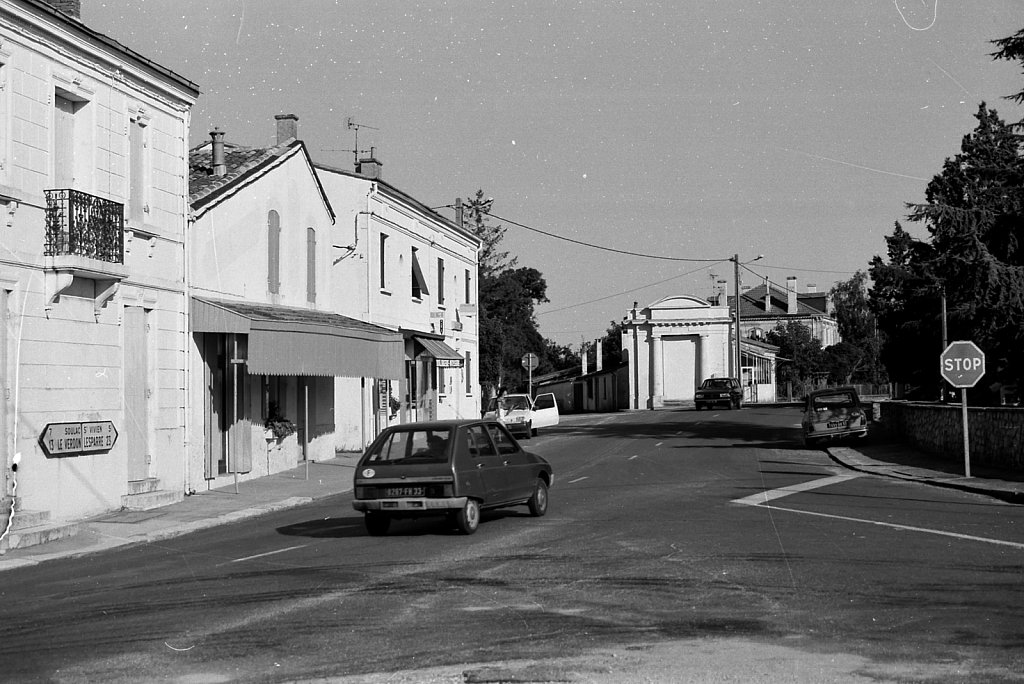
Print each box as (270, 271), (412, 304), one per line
(364, 428), (452, 464)
(489, 396), (531, 411)
(813, 392), (857, 410)
(700, 379), (733, 389)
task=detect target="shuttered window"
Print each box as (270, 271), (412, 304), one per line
(437, 257), (445, 305)
(268, 210), (281, 294)
(307, 227), (317, 303)
(128, 118), (145, 222)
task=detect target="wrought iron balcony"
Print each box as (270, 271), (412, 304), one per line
(44, 189), (124, 263)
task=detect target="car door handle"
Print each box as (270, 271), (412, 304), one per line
(476, 463), (484, 469)
(503, 460), (509, 466)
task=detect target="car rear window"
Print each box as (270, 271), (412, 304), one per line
(365, 428), (452, 464)
(813, 393), (857, 410)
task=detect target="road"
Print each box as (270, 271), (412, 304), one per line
(1, 406), (1023, 683)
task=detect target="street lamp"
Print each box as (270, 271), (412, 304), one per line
(731, 254), (764, 380)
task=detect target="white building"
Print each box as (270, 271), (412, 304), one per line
(316, 152), (482, 439)
(0, 0), (198, 537)
(621, 296), (732, 409)
(186, 116), (405, 490)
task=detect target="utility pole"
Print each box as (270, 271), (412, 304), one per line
(733, 254), (741, 379)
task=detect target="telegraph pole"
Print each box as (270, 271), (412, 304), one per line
(733, 254), (741, 379)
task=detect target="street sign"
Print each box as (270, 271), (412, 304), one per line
(40, 421), (118, 456)
(940, 340), (986, 388)
(521, 353), (539, 371)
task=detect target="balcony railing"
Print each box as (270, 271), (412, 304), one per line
(44, 189), (124, 264)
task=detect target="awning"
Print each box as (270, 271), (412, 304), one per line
(191, 297), (403, 377)
(414, 336), (464, 368)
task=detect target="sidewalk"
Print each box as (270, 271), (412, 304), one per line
(827, 440), (1024, 505)
(0, 454), (360, 573)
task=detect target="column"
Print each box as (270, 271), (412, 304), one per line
(650, 332), (663, 409)
(698, 333), (711, 384)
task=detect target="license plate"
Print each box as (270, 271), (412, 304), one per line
(384, 487), (424, 497)
(826, 420), (848, 429)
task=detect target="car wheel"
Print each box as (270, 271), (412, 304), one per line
(804, 436), (818, 448)
(530, 422), (538, 437)
(455, 498), (480, 535)
(364, 512), (390, 536)
(695, 404), (702, 411)
(528, 478), (549, 517)
(525, 421), (533, 438)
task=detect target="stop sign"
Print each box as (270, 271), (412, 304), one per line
(940, 340), (985, 388)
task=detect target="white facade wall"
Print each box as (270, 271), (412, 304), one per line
(622, 296), (731, 410)
(0, 1), (196, 524)
(188, 147), (337, 489)
(318, 167), (481, 449)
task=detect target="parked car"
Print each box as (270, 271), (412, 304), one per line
(351, 419), (553, 535)
(801, 386), (869, 446)
(694, 377), (743, 410)
(483, 392), (560, 438)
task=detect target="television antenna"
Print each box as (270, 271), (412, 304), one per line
(320, 116), (380, 168)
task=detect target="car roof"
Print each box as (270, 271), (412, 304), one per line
(380, 419), (498, 430)
(807, 386), (860, 398)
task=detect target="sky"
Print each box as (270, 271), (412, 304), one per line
(88, 1), (1024, 349)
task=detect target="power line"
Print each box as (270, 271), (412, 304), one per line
(537, 261), (728, 316)
(488, 212), (725, 263)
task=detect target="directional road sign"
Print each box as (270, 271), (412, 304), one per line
(940, 340), (986, 389)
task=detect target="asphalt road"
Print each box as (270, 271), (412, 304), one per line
(1, 405), (1023, 683)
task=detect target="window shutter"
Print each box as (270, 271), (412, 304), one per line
(268, 211), (281, 293)
(307, 226), (317, 303)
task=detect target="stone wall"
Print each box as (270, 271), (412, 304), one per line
(877, 401), (1024, 471)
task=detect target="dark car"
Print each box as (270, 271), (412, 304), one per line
(801, 386), (869, 446)
(694, 377), (743, 410)
(351, 419), (553, 535)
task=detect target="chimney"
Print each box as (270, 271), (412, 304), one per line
(786, 276), (798, 314)
(763, 277), (771, 312)
(210, 127), (226, 177)
(716, 279), (728, 306)
(43, 0), (81, 18)
(356, 146), (383, 180)
(595, 338), (603, 372)
(455, 197), (464, 229)
(275, 113), (298, 144)
(806, 283), (817, 293)
(581, 343), (588, 375)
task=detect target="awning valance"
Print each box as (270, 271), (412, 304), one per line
(191, 297), (403, 378)
(414, 336), (464, 368)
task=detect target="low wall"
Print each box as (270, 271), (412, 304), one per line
(877, 401), (1024, 471)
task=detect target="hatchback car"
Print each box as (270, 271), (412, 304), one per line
(482, 392), (560, 438)
(351, 420), (553, 535)
(694, 377), (743, 410)
(802, 386), (869, 446)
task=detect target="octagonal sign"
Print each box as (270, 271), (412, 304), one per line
(940, 340), (985, 388)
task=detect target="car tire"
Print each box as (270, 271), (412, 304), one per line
(455, 498), (480, 535)
(525, 421), (533, 439)
(528, 478), (549, 517)
(530, 422), (538, 437)
(364, 512), (391, 536)
(695, 404), (702, 411)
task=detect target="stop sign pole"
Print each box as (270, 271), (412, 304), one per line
(521, 352), (539, 396)
(939, 341), (985, 477)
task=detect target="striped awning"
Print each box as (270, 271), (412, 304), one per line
(191, 297), (403, 377)
(414, 336), (464, 368)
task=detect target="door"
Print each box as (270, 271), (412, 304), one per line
(124, 306), (150, 481)
(465, 424), (507, 503)
(532, 393), (560, 429)
(484, 422), (533, 502)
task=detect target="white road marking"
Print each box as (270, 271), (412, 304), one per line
(655, 442), (663, 447)
(231, 544), (308, 563)
(763, 505), (1024, 550)
(628, 455), (639, 461)
(568, 476), (589, 484)
(733, 475), (1024, 550)
(731, 474), (861, 506)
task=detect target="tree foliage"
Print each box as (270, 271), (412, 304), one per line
(869, 103), (1024, 400)
(824, 271), (886, 385)
(468, 191), (550, 394)
(765, 321), (823, 395)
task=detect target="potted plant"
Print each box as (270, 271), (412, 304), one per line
(264, 402), (296, 441)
